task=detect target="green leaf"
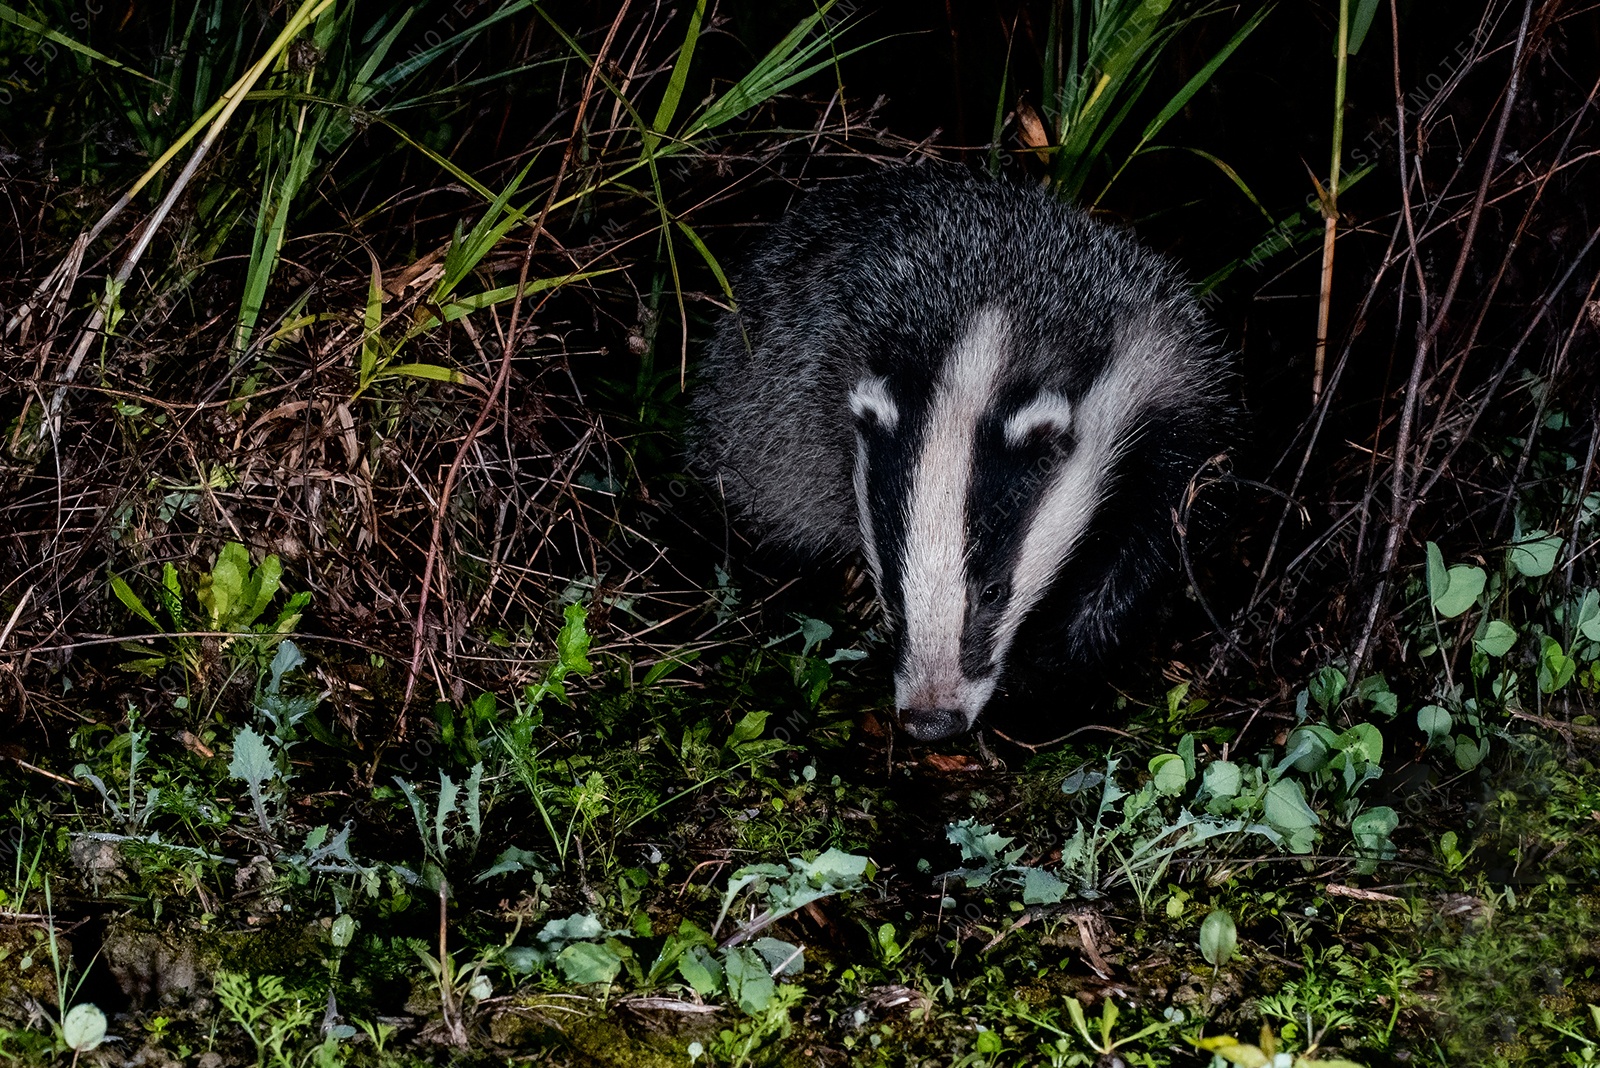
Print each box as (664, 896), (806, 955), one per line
(330, 914), (357, 949)
(1308, 665), (1348, 711)
(1347, 0), (1382, 53)
(1021, 866), (1071, 905)
(199, 542), (252, 629)
(228, 726), (275, 791)
(1474, 620), (1518, 657)
(946, 821), (1022, 885)
(1355, 674), (1398, 716)
(644, 0), (707, 154)
(729, 710), (769, 748)
(1577, 589), (1600, 642)
(1283, 725), (1338, 774)
(1190, 1036), (1269, 1068)
(751, 937), (804, 976)
(1452, 735), (1488, 771)
(61, 1003), (107, 1052)
(1262, 780), (1321, 853)
(1351, 805), (1399, 859)
(794, 847), (871, 887)
(1432, 562), (1486, 618)
(539, 912), (604, 945)
(434, 770), (460, 858)
(108, 572), (159, 628)
(1110, 4), (1272, 188)
(1539, 636), (1576, 694)
(676, 945), (723, 996)
(242, 553), (282, 626)
(360, 253), (384, 388)
(371, 362), (465, 384)
(1332, 722), (1383, 768)
(1416, 705), (1453, 746)
(0, 6), (156, 80)
(723, 945), (775, 1014)
(1203, 760), (1243, 800)
(1199, 909), (1237, 968)
(1426, 542), (1448, 603)
(1148, 753), (1189, 796)
(556, 941), (623, 985)
(1508, 532), (1562, 577)
(686, 2), (875, 138)
(556, 602), (594, 676)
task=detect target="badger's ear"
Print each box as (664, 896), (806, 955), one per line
(848, 375), (900, 431)
(1003, 391), (1074, 447)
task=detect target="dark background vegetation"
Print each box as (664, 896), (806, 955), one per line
(1, 1), (1598, 1065)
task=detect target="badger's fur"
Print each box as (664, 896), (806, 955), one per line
(688, 167), (1230, 741)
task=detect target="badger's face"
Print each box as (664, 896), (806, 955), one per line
(848, 305), (1159, 741)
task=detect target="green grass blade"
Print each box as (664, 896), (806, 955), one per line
(1094, 5), (1273, 203)
(1139, 145), (1275, 223)
(1347, 0), (1381, 53)
(685, 2), (871, 137)
(435, 162), (535, 303)
(644, 0), (707, 155)
(1132, 6), (1270, 150)
(108, 573), (160, 629)
(371, 0), (535, 91)
(410, 268), (622, 333)
(371, 363), (467, 385)
(360, 253), (384, 388)
(0, 3), (157, 81)
(675, 220), (734, 305)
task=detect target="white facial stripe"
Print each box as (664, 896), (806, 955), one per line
(895, 307), (1007, 723)
(1004, 391), (1074, 446)
(990, 323), (1192, 666)
(848, 375), (899, 429)
(853, 436), (884, 590)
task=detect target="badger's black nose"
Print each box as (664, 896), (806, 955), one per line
(897, 707), (968, 741)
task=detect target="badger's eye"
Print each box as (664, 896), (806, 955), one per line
(979, 581), (1009, 607)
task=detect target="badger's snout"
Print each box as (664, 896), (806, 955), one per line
(894, 668), (996, 740)
(896, 707), (968, 741)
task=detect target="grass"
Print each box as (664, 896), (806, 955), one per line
(2, 1), (1600, 1065)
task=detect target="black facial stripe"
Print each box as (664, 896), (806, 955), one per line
(958, 416), (1078, 674)
(859, 402), (922, 636)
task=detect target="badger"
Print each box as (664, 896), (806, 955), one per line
(688, 167), (1231, 741)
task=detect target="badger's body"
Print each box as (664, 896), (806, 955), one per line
(688, 167), (1230, 740)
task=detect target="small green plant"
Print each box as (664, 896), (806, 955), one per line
(213, 971), (323, 1068)
(1194, 1022), (1365, 1068)
(1199, 908), (1237, 971)
(108, 542), (309, 694)
(1034, 0), (1271, 203)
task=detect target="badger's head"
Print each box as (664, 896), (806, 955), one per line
(848, 304), (1190, 741)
